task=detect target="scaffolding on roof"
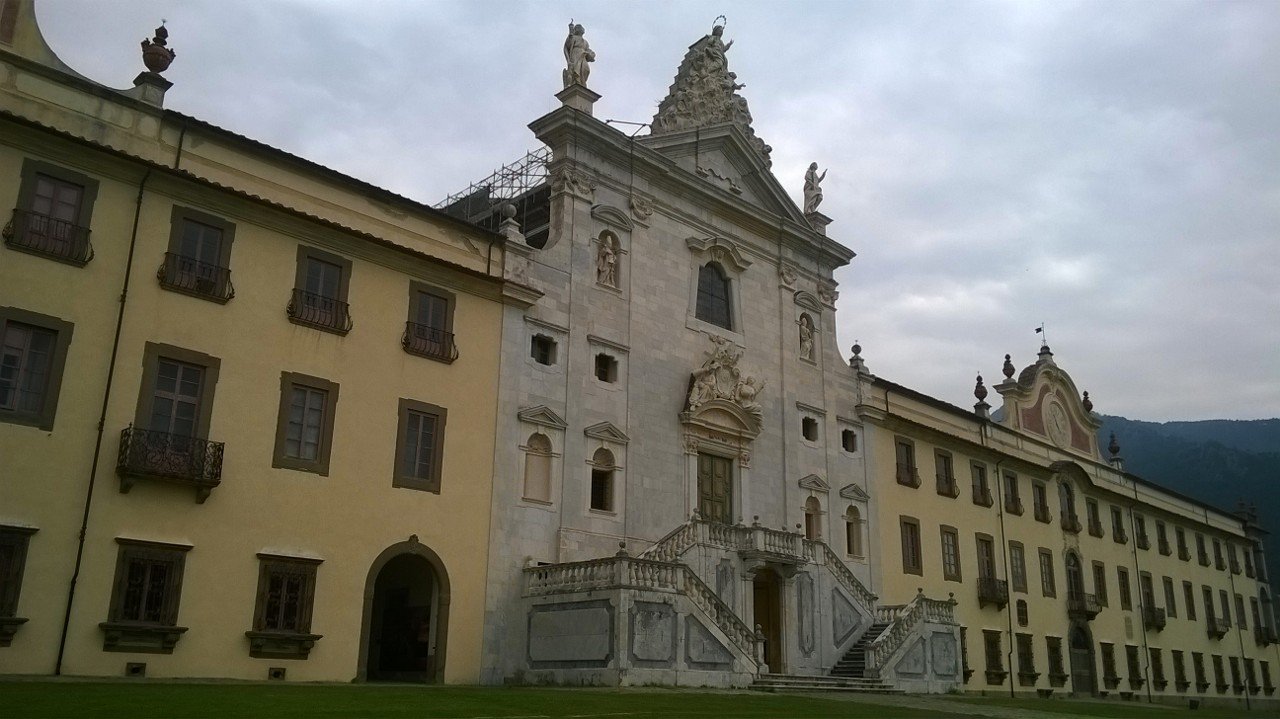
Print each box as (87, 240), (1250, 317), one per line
(436, 147), (551, 221)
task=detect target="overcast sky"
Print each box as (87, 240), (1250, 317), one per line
(35, 1), (1280, 423)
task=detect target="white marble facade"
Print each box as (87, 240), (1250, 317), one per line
(475, 25), (894, 686)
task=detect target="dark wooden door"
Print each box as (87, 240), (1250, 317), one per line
(697, 453), (733, 523)
(1069, 626), (1096, 696)
(753, 569), (783, 673)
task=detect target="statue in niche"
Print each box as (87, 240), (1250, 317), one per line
(563, 22), (595, 88)
(596, 235), (617, 287)
(803, 162), (826, 214)
(798, 314), (815, 361)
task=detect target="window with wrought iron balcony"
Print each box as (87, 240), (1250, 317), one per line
(5, 207), (95, 265)
(1136, 533), (1150, 551)
(1255, 625), (1276, 647)
(1143, 605), (1166, 631)
(118, 426), (224, 503)
(117, 348), (225, 503)
(894, 439), (919, 488)
(1207, 615), (1231, 639)
(1067, 591), (1101, 619)
(978, 577), (1008, 609)
(402, 284), (457, 364)
(1061, 510), (1082, 534)
(288, 250), (353, 335)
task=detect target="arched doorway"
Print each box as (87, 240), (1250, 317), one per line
(1068, 624), (1096, 696)
(358, 538), (451, 682)
(753, 567), (784, 673)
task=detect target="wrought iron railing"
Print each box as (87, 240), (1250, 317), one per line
(286, 288), (352, 334)
(4, 209), (93, 265)
(1143, 606), (1167, 631)
(117, 426), (224, 502)
(402, 322), (458, 363)
(1254, 625), (1275, 647)
(1088, 518), (1104, 537)
(1136, 534), (1151, 551)
(1004, 496), (1024, 516)
(1034, 503), (1051, 523)
(895, 463), (920, 488)
(1178, 545), (1191, 561)
(1067, 592), (1102, 619)
(1061, 512), (1083, 533)
(936, 475), (959, 498)
(157, 252), (234, 302)
(972, 486), (993, 507)
(1207, 617), (1231, 639)
(978, 577), (1008, 608)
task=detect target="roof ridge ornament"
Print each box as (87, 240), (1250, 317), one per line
(650, 19), (772, 166)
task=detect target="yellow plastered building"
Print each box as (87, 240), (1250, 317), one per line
(0, 0), (526, 682)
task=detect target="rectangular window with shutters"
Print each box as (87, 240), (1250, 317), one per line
(983, 629), (1004, 678)
(1183, 581), (1197, 620)
(0, 525), (37, 646)
(248, 554), (322, 659)
(1118, 566), (1132, 610)
(900, 516), (922, 576)
(288, 246), (353, 334)
(1039, 548), (1056, 597)
(8, 159), (100, 265)
(1163, 576), (1177, 618)
(895, 438), (919, 487)
(403, 282), (457, 363)
(0, 307), (74, 430)
(393, 398), (447, 493)
(1126, 645), (1144, 687)
(159, 206), (236, 302)
(1009, 541), (1027, 593)
(273, 372), (339, 476)
(940, 525), (961, 582)
(102, 538), (191, 653)
(125, 344), (222, 490)
(971, 461), (992, 506)
(1016, 633), (1037, 685)
(1092, 561), (1108, 606)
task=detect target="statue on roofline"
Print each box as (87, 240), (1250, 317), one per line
(563, 22), (595, 88)
(803, 162), (826, 214)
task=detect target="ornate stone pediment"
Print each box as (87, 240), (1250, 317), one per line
(793, 290), (823, 313)
(994, 346), (1103, 459)
(584, 421), (630, 445)
(517, 405), (568, 430)
(590, 204), (633, 231)
(685, 236), (751, 272)
(839, 483), (870, 502)
(798, 474), (830, 493)
(681, 335), (763, 440)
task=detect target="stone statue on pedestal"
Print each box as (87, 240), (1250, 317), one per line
(803, 162), (826, 214)
(563, 22), (595, 88)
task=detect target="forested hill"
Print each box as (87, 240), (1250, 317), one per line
(1095, 415), (1280, 584)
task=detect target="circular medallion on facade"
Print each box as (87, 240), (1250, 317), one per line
(1045, 401), (1070, 448)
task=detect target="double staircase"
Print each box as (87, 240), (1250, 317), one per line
(830, 619), (893, 678)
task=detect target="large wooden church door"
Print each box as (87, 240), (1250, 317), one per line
(697, 453), (733, 523)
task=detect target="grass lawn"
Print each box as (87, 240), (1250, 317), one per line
(951, 694), (1263, 718)
(0, 682), (971, 719)
(1, 681), (1272, 719)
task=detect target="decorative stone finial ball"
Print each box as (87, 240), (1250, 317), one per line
(851, 343), (862, 357)
(500, 203), (517, 220)
(1082, 391), (1093, 413)
(974, 374), (988, 401)
(1002, 354), (1015, 379)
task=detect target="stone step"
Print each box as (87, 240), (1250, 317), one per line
(751, 675), (902, 694)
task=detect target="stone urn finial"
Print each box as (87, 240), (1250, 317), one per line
(1002, 353), (1015, 379)
(141, 22), (176, 74)
(1082, 391), (1093, 413)
(974, 374), (988, 402)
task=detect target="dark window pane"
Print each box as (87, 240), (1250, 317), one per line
(695, 263), (732, 329)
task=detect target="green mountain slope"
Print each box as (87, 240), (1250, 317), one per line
(1095, 415), (1280, 586)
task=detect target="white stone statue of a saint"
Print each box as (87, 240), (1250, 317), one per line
(803, 162), (826, 214)
(563, 22), (595, 88)
(596, 236), (616, 287)
(798, 315), (814, 360)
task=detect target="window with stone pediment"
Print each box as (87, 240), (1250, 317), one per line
(845, 506), (863, 557)
(803, 496), (822, 540)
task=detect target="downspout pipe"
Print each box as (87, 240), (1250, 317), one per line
(993, 456), (1015, 699)
(1126, 478), (1153, 703)
(54, 169), (151, 674)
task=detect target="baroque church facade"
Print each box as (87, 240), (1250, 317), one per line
(0, 2), (1276, 705)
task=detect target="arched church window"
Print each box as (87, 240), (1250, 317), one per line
(590, 447), (615, 512)
(522, 433), (552, 503)
(845, 506), (863, 556)
(695, 262), (732, 330)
